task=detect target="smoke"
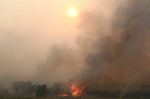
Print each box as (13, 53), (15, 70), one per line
(36, 45), (85, 82)
(79, 0), (150, 86)
(37, 0), (150, 86)
(1, 0), (150, 92)
(36, 0), (121, 82)
(0, 0), (80, 79)
(0, 0), (81, 88)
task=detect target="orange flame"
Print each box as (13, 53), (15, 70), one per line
(58, 82), (85, 97)
(70, 82), (85, 96)
(57, 93), (68, 97)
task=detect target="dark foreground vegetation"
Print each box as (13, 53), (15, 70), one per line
(1, 81), (150, 98)
(1, 91), (150, 99)
(87, 91), (150, 98)
(0, 95), (130, 99)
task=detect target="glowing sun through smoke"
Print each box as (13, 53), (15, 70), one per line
(68, 7), (78, 17)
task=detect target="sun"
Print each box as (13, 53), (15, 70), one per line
(68, 7), (78, 17)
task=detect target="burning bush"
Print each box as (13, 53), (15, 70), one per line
(58, 82), (85, 97)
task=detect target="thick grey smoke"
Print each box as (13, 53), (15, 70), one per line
(37, 0), (150, 86)
(78, 0), (150, 87)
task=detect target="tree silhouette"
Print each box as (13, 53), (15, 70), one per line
(35, 84), (47, 97)
(12, 81), (35, 94)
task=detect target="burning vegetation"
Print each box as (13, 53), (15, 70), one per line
(58, 82), (85, 97)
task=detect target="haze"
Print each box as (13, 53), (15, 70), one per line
(0, 0), (91, 81)
(1, 0), (150, 93)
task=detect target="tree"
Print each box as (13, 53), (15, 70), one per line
(51, 83), (62, 95)
(12, 81), (35, 94)
(12, 81), (20, 94)
(35, 84), (47, 97)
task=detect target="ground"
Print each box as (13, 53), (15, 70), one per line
(0, 95), (134, 99)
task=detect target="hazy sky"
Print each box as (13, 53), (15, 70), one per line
(0, 0), (131, 83)
(0, 0), (92, 80)
(0, 0), (123, 81)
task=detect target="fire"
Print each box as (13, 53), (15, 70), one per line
(58, 82), (85, 97)
(57, 93), (68, 97)
(70, 82), (85, 96)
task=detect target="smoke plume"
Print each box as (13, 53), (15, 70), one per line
(74, 0), (150, 92)
(37, 0), (150, 85)
(1, 0), (150, 92)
